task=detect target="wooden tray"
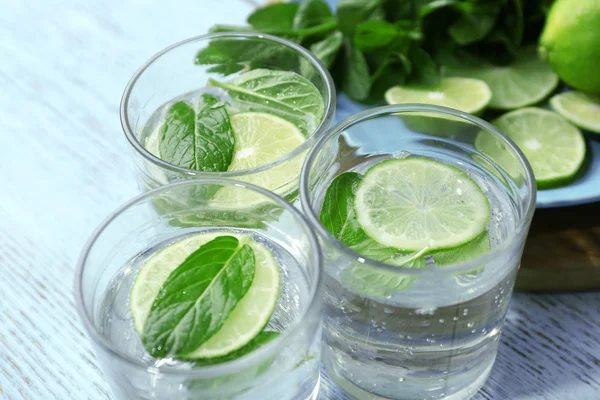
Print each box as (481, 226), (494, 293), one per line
(516, 202), (600, 292)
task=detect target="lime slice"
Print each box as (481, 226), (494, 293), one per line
(211, 112), (306, 206)
(550, 91), (600, 134)
(445, 48), (559, 110)
(355, 158), (490, 252)
(489, 108), (586, 189)
(130, 232), (280, 358)
(384, 77), (492, 114)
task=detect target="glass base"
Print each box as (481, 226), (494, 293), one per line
(322, 356), (495, 400)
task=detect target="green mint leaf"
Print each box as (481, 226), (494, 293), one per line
(340, 264), (414, 297)
(336, 0), (384, 36)
(209, 69), (324, 135)
(349, 238), (400, 263)
(449, 14), (496, 45)
(193, 331), (280, 366)
(142, 236), (255, 358)
(159, 95), (235, 172)
(433, 232), (490, 275)
(247, 3), (299, 31)
(310, 31), (344, 70)
(418, 0), (464, 18)
(320, 172), (367, 246)
(354, 20), (398, 52)
(196, 39), (297, 76)
(342, 42), (371, 101)
(319, 172), (401, 261)
(408, 46), (440, 86)
(293, 0), (333, 29)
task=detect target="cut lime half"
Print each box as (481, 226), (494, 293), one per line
(445, 48), (559, 110)
(384, 77), (492, 114)
(130, 232), (280, 359)
(211, 112), (306, 207)
(550, 91), (600, 134)
(355, 158), (490, 252)
(490, 108), (586, 189)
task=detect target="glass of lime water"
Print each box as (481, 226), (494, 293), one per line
(74, 179), (323, 400)
(121, 32), (335, 206)
(300, 105), (536, 400)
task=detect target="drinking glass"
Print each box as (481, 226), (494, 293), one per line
(74, 179), (323, 400)
(120, 32), (335, 205)
(300, 104), (536, 400)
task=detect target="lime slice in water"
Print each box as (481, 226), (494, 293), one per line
(550, 91), (600, 134)
(445, 48), (559, 110)
(489, 107), (586, 189)
(384, 77), (492, 114)
(130, 232), (280, 359)
(211, 112), (306, 206)
(355, 158), (490, 252)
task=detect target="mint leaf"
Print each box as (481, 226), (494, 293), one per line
(142, 236), (255, 358)
(293, 0), (333, 29)
(337, 0), (384, 36)
(158, 95), (235, 172)
(433, 232), (490, 275)
(209, 69), (324, 135)
(343, 42), (371, 101)
(320, 172), (366, 246)
(340, 264), (414, 297)
(449, 14), (495, 45)
(193, 331), (280, 365)
(310, 31), (343, 69)
(408, 46), (440, 86)
(319, 172), (401, 262)
(354, 20), (398, 52)
(248, 3), (299, 31)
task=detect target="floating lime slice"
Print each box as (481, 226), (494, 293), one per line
(445, 48), (559, 110)
(384, 77), (492, 114)
(355, 158), (490, 252)
(211, 112), (306, 206)
(550, 91), (600, 134)
(489, 107), (586, 189)
(130, 232), (280, 359)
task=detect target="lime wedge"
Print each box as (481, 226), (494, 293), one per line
(445, 48), (559, 110)
(211, 112), (306, 206)
(384, 77), (492, 114)
(130, 232), (280, 359)
(550, 91), (600, 134)
(489, 108), (586, 189)
(355, 158), (490, 252)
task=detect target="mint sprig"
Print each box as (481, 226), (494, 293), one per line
(200, 0), (552, 103)
(159, 94), (235, 172)
(142, 236), (255, 358)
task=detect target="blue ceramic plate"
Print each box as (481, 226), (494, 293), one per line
(334, 95), (600, 209)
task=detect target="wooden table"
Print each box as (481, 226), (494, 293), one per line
(1, 1), (599, 399)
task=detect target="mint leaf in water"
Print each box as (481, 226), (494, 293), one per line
(209, 69), (324, 135)
(320, 172), (401, 263)
(159, 95), (235, 172)
(433, 232), (490, 275)
(193, 331), (280, 366)
(142, 236), (255, 358)
(320, 172), (366, 247)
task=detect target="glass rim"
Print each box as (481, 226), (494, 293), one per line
(120, 32), (336, 178)
(300, 103), (537, 276)
(74, 178), (323, 378)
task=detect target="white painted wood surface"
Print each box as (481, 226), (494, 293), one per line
(0, 1), (599, 399)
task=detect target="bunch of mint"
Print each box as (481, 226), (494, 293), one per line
(207, 0), (553, 104)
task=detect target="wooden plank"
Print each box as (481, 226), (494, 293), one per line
(517, 203), (600, 291)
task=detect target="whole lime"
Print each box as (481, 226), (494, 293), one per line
(539, 0), (600, 93)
